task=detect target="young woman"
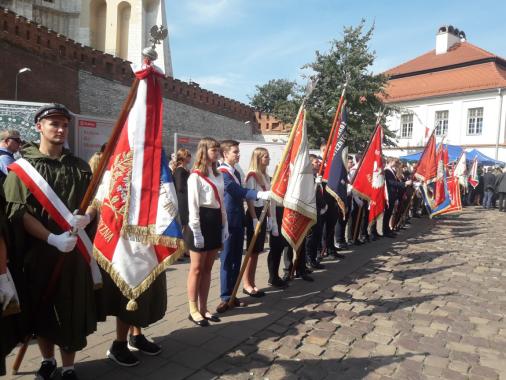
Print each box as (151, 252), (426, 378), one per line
(185, 138), (228, 326)
(173, 149), (192, 255)
(244, 147), (271, 297)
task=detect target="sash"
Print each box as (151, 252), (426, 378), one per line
(218, 164), (240, 185)
(9, 158), (102, 287)
(246, 172), (267, 191)
(192, 169), (222, 208)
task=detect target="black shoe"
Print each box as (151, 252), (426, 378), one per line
(268, 277), (288, 288)
(310, 261), (325, 270)
(128, 334), (161, 356)
(336, 242), (348, 250)
(332, 252), (346, 259)
(371, 234), (379, 241)
(243, 288), (265, 298)
(353, 240), (364, 246)
(61, 369), (78, 380)
(296, 273), (314, 282)
(282, 273), (292, 282)
(188, 314), (210, 327)
(107, 340), (140, 367)
(35, 359), (57, 380)
(204, 313), (221, 322)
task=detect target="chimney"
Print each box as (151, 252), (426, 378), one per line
(436, 25), (466, 55)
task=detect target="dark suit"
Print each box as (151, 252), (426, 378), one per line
(383, 167), (404, 234)
(219, 163), (258, 302)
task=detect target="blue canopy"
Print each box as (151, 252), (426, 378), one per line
(399, 144), (463, 162)
(466, 149), (505, 166)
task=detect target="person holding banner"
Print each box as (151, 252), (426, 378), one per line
(4, 104), (99, 380)
(185, 137), (228, 326)
(216, 140), (270, 313)
(244, 148), (271, 297)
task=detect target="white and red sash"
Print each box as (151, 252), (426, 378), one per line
(246, 171), (267, 191)
(9, 158), (102, 286)
(218, 164), (240, 185)
(192, 169), (222, 208)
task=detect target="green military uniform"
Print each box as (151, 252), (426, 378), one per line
(3, 143), (98, 352)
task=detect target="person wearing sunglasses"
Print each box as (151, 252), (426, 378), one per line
(0, 129), (22, 176)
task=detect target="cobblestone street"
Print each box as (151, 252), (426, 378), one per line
(7, 207), (506, 379)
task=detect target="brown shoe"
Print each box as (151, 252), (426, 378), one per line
(216, 301), (229, 314)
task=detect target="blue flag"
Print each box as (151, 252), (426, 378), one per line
(325, 107), (349, 215)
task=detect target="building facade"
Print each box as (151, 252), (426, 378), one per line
(383, 26), (506, 161)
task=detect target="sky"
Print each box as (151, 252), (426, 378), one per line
(165, 0), (506, 105)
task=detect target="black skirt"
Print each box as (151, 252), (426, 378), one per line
(246, 206), (267, 254)
(184, 207), (222, 252)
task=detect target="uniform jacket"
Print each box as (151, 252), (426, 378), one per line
(483, 172), (496, 191)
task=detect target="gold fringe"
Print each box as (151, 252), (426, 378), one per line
(281, 217), (316, 251)
(126, 299), (138, 311)
(325, 186), (347, 218)
(121, 224), (185, 249)
(93, 242), (184, 311)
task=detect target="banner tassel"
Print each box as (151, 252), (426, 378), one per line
(126, 299), (138, 311)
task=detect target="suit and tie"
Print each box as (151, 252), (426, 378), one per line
(219, 163), (258, 302)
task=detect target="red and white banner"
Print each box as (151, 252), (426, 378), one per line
(468, 157), (479, 188)
(93, 63), (184, 310)
(9, 158), (102, 286)
(271, 107), (316, 250)
(454, 151), (468, 188)
(351, 124), (386, 226)
(439, 177), (462, 215)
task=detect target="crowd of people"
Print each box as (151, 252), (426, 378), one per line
(0, 102), (499, 380)
(466, 166), (506, 211)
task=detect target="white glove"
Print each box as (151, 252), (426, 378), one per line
(222, 227), (229, 243)
(271, 222), (279, 237)
(405, 180), (413, 186)
(266, 217), (272, 232)
(0, 272), (17, 311)
(252, 218), (259, 231)
(257, 191), (271, 201)
(47, 232), (78, 253)
(193, 228), (204, 249)
(71, 210), (91, 230)
(315, 175), (323, 185)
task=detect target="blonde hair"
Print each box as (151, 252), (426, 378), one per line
(248, 147), (269, 187)
(193, 137), (220, 176)
(88, 152), (101, 174)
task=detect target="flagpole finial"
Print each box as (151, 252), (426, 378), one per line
(142, 25), (169, 63)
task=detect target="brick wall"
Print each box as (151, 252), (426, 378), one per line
(0, 7), (258, 124)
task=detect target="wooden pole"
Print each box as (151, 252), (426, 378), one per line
(289, 246), (302, 279)
(12, 77), (140, 375)
(352, 204), (363, 242)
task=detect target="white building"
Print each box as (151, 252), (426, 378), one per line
(383, 26), (506, 161)
(0, 0), (173, 75)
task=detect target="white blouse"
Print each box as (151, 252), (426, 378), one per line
(187, 168), (227, 233)
(245, 172), (270, 208)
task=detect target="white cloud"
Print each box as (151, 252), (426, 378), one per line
(185, 0), (243, 25)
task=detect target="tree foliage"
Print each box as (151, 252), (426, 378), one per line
(249, 79), (301, 125)
(249, 20), (394, 153)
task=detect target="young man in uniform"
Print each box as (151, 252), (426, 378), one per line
(216, 140), (270, 313)
(4, 103), (98, 380)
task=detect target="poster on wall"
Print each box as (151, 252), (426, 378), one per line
(74, 115), (114, 161)
(0, 100), (44, 143)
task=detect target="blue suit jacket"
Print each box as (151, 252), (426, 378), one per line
(221, 164), (258, 229)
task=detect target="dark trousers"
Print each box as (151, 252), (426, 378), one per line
(305, 212), (323, 264)
(334, 204), (350, 244)
(348, 200), (363, 242)
(219, 227), (244, 301)
(499, 192), (506, 211)
(283, 244), (307, 276)
(268, 207), (287, 282)
(323, 196), (338, 251)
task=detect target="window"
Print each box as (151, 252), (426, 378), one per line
(467, 107), (483, 135)
(400, 114), (413, 138)
(435, 110), (449, 136)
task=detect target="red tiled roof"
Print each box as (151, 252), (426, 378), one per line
(384, 62), (506, 103)
(383, 41), (506, 102)
(385, 42), (499, 76)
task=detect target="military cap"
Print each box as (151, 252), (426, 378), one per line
(34, 103), (72, 123)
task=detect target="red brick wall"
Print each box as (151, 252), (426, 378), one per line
(0, 7), (257, 122)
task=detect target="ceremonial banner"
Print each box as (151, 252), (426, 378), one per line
(271, 107), (317, 250)
(468, 156), (479, 188)
(413, 132), (437, 182)
(420, 144), (451, 218)
(439, 176), (462, 215)
(351, 124), (386, 226)
(454, 151), (468, 188)
(93, 63), (184, 310)
(324, 107), (349, 215)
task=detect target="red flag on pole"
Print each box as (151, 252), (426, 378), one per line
(271, 107), (317, 250)
(351, 124), (386, 225)
(413, 131), (437, 182)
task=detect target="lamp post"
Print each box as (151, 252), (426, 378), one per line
(14, 67), (31, 101)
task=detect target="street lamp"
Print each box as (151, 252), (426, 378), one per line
(15, 67), (31, 101)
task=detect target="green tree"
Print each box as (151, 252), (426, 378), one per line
(249, 79), (301, 125)
(305, 20), (393, 152)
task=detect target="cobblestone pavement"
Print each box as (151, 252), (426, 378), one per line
(6, 207), (506, 379)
